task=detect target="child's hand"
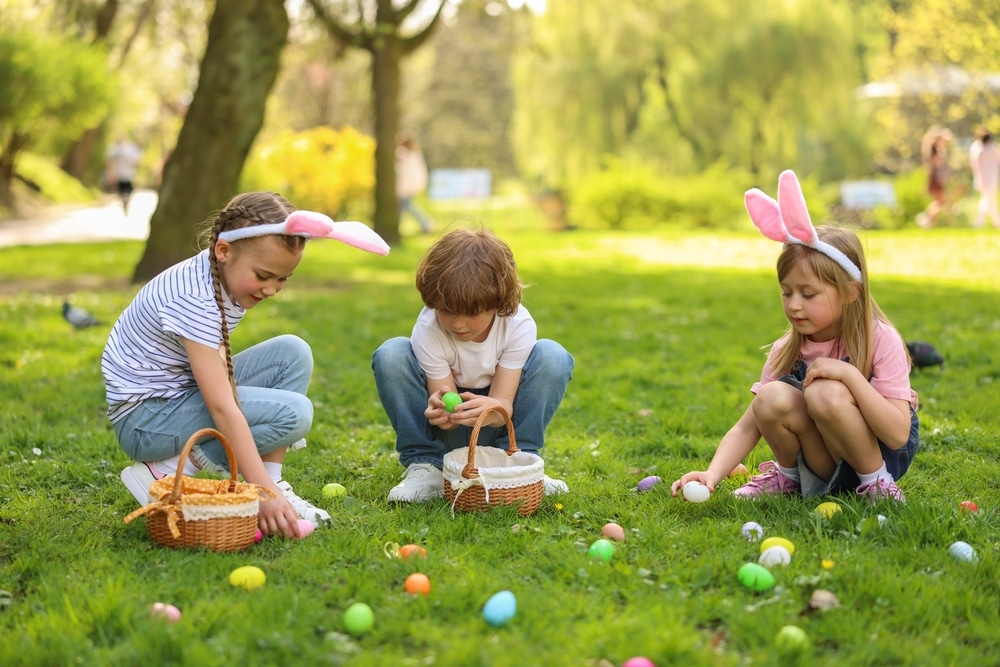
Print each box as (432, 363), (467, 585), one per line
(802, 357), (855, 387)
(670, 472), (716, 498)
(426, 387), (461, 430)
(258, 494), (301, 538)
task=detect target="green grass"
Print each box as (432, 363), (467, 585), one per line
(1, 220), (999, 666)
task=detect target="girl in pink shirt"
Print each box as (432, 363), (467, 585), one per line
(671, 171), (918, 504)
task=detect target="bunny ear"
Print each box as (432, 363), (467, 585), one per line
(285, 211), (390, 255)
(745, 188), (790, 242)
(777, 170), (817, 244)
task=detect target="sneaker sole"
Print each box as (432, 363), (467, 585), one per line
(387, 490), (445, 503)
(120, 467), (151, 505)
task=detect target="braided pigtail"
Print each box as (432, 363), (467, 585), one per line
(207, 210), (241, 405)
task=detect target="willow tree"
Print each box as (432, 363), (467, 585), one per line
(131, 0), (288, 282)
(305, 0), (446, 247)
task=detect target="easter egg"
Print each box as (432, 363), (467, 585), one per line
(959, 500), (978, 513)
(322, 483), (347, 498)
(741, 521), (764, 542)
(588, 538), (615, 563)
(815, 501), (842, 518)
(856, 514), (887, 533)
(948, 541), (978, 563)
(253, 528), (263, 544)
(398, 544), (428, 561)
(292, 519), (315, 539)
(775, 625), (810, 652)
(758, 545), (792, 568)
(759, 536), (795, 556)
(150, 602), (181, 623)
(737, 562), (775, 592)
(404, 573), (431, 595)
(600, 522), (626, 542)
(637, 476), (662, 493)
(623, 658), (656, 667)
(682, 481), (710, 503)
(442, 392), (463, 413)
(343, 602), (374, 636)
(229, 565), (266, 590)
(482, 590), (517, 627)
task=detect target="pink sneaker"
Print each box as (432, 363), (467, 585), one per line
(732, 461), (800, 498)
(856, 479), (906, 504)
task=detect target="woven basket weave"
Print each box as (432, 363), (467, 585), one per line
(123, 428), (274, 552)
(443, 405), (544, 516)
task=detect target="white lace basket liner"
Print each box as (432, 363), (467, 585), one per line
(124, 427), (275, 552)
(442, 405), (545, 516)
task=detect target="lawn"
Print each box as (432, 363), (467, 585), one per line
(1, 216), (998, 666)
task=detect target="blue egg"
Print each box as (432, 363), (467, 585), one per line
(482, 590), (517, 627)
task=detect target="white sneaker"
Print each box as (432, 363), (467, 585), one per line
(275, 480), (331, 527)
(121, 462), (159, 506)
(387, 463), (445, 503)
(543, 474), (569, 496)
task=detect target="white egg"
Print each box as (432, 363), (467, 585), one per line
(682, 481), (710, 503)
(948, 541), (977, 563)
(758, 545), (792, 568)
(741, 521), (764, 542)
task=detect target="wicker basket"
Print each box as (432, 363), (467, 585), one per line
(443, 405), (544, 516)
(123, 428), (274, 552)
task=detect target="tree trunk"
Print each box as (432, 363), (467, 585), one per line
(131, 0), (288, 283)
(371, 35), (403, 247)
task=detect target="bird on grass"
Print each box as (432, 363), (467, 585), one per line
(62, 301), (102, 329)
(906, 341), (944, 370)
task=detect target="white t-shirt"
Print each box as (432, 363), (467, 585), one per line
(102, 250), (244, 423)
(107, 141), (142, 181)
(410, 305), (536, 389)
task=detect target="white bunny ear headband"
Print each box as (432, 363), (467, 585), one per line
(217, 210), (390, 256)
(744, 170), (861, 282)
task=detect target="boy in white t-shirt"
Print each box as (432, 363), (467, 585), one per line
(372, 227), (574, 502)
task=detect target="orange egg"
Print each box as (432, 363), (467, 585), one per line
(404, 572), (431, 595)
(398, 544), (427, 561)
(600, 522), (626, 542)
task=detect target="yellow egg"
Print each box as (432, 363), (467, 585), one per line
(229, 565), (266, 590)
(815, 502), (842, 519)
(759, 536), (795, 556)
(821, 559), (835, 570)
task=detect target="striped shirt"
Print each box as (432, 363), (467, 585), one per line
(102, 249), (244, 423)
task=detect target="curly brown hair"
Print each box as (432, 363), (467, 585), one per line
(415, 228), (523, 317)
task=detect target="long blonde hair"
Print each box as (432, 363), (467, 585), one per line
(768, 226), (896, 379)
(201, 192), (302, 401)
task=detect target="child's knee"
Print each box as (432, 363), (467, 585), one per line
(802, 380), (852, 421)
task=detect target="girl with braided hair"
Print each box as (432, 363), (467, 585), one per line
(103, 192), (389, 537)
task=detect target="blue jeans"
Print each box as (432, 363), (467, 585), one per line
(399, 197), (433, 232)
(371, 337), (574, 469)
(113, 334), (314, 472)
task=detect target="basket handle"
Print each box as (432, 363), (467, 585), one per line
(166, 428), (241, 504)
(462, 405), (518, 479)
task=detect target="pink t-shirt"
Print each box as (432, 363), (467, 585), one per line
(751, 319), (918, 409)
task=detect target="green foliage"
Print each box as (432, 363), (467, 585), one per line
(14, 152), (101, 204)
(0, 29), (114, 152)
(1, 224), (998, 665)
(240, 126), (375, 219)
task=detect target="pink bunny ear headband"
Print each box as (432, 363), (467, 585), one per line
(217, 211), (390, 256)
(744, 170), (862, 282)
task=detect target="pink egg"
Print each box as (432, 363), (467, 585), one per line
(600, 522), (626, 542)
(150, 602), (181, 623)
(253, 528), (264, 544)
(623, 658), (655, 667)
(293, 519), (315, 539)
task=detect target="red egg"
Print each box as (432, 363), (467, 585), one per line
(960, 500), (978, 513)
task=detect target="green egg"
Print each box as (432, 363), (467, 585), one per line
(442, 392), (463, 413)
(343, 602), (374, 636)
(737, 562), (775, 592)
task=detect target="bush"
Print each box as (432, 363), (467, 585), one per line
(240, 126), (374, 219)
(567, 160), (760, 230)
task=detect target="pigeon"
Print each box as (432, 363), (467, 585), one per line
(906, 341), (944, 369)
(62, 301), (102, 329)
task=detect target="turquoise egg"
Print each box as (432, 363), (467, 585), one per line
(482, 590), (517, 627)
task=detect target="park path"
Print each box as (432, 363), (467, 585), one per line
(0, 190), (156, 249)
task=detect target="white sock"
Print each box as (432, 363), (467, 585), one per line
(777, 463), (800, 482)
(858, 463), (891, 486)
(156, 455), (199, 477)
(263, 462), (283, 482)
